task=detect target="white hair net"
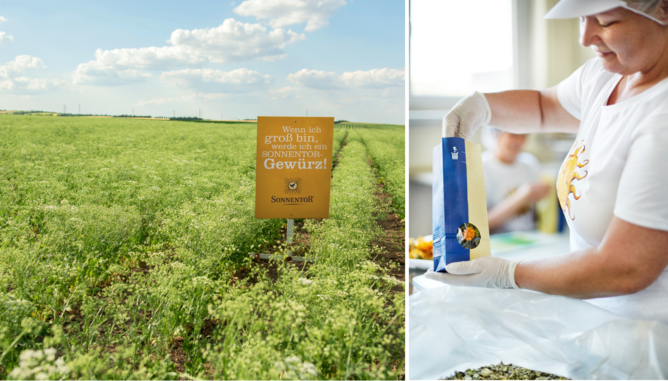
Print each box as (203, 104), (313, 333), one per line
(546, 0), (667, 25)
(624, 0), (663, 15)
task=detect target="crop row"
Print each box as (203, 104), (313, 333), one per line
(354, 126), (406, 218)
(332, 128), (348, 158)
(303, 134), (405, 378)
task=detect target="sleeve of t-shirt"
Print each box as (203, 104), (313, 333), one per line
(614, 116), (668, 231)
(556, 59), (600, 121)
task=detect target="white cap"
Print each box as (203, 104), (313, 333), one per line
(545, 0), (667, 25)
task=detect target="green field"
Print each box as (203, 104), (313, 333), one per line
(0, 115), (405, 379)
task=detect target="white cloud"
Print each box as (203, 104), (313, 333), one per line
(287, 69), (341, 89)
(92, 46), (203, 70)
(0, 79), (12, 89)
(288, 68), (404, 90)
(0, 31), (13, 44)
(73, 60), (152, 86)
(0, 56), (61, 92)
(0, 56), (64, 92)
(341, 68), (405, 88)
(234, 0), (346, 31)
(161, 68), (273, 92)
(10, 56), (45, 70)
(0, 17), (11, 44)
(0, 77), (66, 91)
(73, 46), (201, 85)
(168, 18), (304, 62)
(269, 86), (301, 99)
(136, 93), (229, 106)
(74, 18), (304, 86)
(0, 56), (45, 78)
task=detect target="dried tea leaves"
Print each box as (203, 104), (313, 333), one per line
(442, 362), (570, 380)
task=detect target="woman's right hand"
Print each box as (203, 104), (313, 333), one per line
(443, 91), (492, 138)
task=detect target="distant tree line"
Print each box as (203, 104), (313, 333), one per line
(4, 111), (213, 120)
(334, 119), (350, 124)
(58, 113), (109, 117)
(11, 110), (55, 115)
(169, 117), (202, 121)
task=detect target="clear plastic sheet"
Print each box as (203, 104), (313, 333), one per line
(409, 285), (668, 380)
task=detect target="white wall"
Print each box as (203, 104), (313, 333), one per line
(408, 0), (594, 237)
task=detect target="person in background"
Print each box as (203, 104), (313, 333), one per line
(426, 0), (668, 323)
(481, 127), (551, 234)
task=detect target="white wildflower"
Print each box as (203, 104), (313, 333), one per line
(8, 348), (69, 380)
(275, 356), (318, 380)
(285, 356), (301, 364)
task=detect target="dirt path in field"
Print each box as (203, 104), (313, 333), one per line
(364, 152), (406, 379)
(331, 131), (349, 172)
(367, 157), (405, 292)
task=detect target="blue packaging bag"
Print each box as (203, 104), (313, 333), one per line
(432, 137), (491, 272)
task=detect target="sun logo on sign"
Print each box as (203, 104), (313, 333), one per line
(284, 177), (302, 195)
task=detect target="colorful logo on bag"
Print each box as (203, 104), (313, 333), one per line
(557, 140), (589, 220)
(451, 147), (458, 160)
(457, 223), (481, 249)
(284, 177), (302, 195)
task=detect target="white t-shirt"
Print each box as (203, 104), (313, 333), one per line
(557, 58), (668, 322)
(483, 151), (541, 233)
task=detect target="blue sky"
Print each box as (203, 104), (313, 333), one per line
(0, 0), (405, 123)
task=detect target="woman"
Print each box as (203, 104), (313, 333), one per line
(426, 0), (668, 322)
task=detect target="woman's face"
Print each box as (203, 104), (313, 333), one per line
(579, 7), (668, 75)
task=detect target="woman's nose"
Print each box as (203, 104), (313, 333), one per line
(579, 17), (600, 47)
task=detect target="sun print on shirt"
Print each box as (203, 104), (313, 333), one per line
(557, 140), (589, 220)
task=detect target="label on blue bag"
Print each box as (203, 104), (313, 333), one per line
(443, 138), (470, 266)
(433, 137), (470, 272)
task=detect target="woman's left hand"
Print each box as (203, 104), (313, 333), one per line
(424, 257), (521, 289)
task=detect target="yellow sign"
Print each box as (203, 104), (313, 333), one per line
(255, 116), (335, 219)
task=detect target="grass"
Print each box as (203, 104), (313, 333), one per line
(354, 127), (405, 218)
(0, 115), (405, 379)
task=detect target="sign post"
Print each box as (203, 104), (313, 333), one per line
(287, 218), (294, 253)
(254, 116), (335, 260)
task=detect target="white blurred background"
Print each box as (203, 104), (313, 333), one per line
(409, 0), (595, 238)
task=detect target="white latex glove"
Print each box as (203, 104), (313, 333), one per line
(443, 91), (492, 139)
(424, 257), (521, 289)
